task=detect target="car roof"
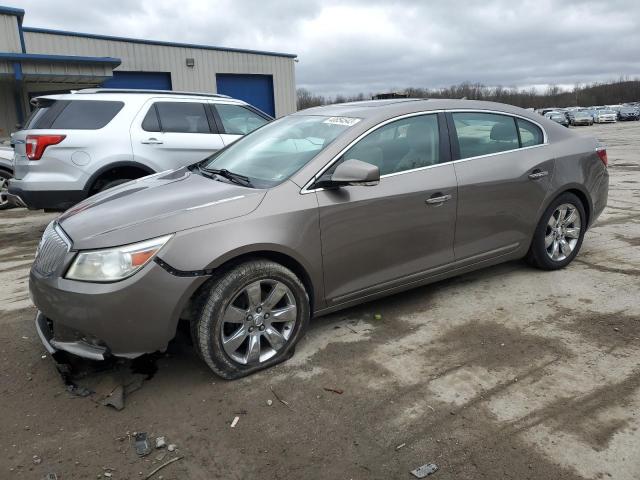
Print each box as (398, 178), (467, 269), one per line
(31, 88), (247, 104)
(294, 98), (544, 123)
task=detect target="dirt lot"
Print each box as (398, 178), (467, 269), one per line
(1, 121), (639, 479)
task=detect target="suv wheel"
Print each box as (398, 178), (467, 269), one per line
(526, 192), (586, 270)
(195, 259), (310, 379)
(98, 178), (132, 193)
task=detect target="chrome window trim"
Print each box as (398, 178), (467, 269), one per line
(300, 108), (549, 194)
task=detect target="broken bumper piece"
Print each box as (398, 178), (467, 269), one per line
(35, 311), (108, 361)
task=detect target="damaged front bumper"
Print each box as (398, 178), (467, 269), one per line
(30, 260), (206, 360)
(36, 311), (108, 361)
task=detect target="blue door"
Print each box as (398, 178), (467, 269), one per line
(216, 74), (275, 117)
(102, 71), (172, 90)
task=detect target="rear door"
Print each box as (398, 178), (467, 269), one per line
(448, 111), (554, 260)
(211, 103), (271, 146)
(131, 99), (225, 170)
(316, 113), (458, 304)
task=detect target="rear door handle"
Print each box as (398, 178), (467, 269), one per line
(425, 193), (452, 205)
(141, 138), (163, 145)
(528, 170), (548, 180)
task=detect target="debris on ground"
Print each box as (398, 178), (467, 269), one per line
(33, 455), (42, 464)
(323, 387), (344, 394)
(374, 313), (383, 320)
(411, 462), (439, 478)
(155, 436), (166, 449)
(266, 399), (273, 406)
(395, 443), (406, 450)
(134, 432), (152, 457)
(230, 416), (240, 428)
(167, 444), (176, 452)
(51, 351), (154, 410)
(41, 474), (57, 480)
(144, 456), (183, 479)
(270, 385), (294, 410)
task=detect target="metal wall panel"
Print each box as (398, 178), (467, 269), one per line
(0, 14), (21, 53)
(23, 31), (297, 117)
(0, 81), (18, 140)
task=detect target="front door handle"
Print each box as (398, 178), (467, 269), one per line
(141, 138), (163, 145)
(425, 193), (452, 205)
(528, 169), (548, 180)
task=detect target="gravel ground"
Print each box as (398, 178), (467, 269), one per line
(0, 121), (638, 479)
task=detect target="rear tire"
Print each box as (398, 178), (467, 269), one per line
(526, 192), (586, 270)
(97, 178), (132, 193)
(195, 259), (310, 379)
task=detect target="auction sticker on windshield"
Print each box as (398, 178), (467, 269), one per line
(323, 117), (361, 127)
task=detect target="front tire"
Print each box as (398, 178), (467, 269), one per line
(526, 192), (586, 270)
(195, 259), (310, 379)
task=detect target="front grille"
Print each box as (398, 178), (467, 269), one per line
(32, 222), (71, 276)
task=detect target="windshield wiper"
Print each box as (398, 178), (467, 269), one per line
(199, 166), (253, 187)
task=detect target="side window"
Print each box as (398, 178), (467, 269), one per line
(215, 104), (269, 135)
(154, 102), (211, 133)
(48, 101), (124, 130)
(141, 105), (160, 132)
(452, 112), (519, 159)
(517, 118), (544, 147)
(329, 114), (440, 177)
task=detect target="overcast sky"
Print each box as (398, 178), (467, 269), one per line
(14, 0), (640, 97)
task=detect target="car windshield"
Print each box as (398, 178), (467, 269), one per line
(201, 115), (360, 188)
(620, 108), (636, 113)
(600, 110), (615, 114)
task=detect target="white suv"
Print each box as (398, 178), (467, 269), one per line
(9, 89), (271, 210)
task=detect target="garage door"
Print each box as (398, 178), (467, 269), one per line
(216, 74), (275, 117)
(102, 71), (172, 90)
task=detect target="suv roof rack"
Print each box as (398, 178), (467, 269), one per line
(73, 88), (232, 99)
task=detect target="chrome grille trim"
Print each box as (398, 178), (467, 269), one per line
(33, 222), (71, 276)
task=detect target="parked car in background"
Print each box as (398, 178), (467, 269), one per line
(568, 111), (594, 126)
(9, 89), (272, 211)
(617, 107), (639, 121)
(0, 144), (15, 210)
(30, 99), (609, 379)
(593, 109), (617, 123)
(544, 111), (569, 127)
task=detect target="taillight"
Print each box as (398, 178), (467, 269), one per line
(596, 146), (608, 167)
(25, 134), (66, 160)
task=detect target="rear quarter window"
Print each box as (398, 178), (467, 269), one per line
(49, 101), (124, 129)
(516, 118), (544, 147)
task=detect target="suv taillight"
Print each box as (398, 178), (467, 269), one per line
(25, 134), (66, 160)
(596, 146), (608, 167)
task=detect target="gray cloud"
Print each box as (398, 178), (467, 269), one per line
(14, 0), (640, 96)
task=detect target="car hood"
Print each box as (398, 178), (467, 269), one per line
(58, 168), (266, 249)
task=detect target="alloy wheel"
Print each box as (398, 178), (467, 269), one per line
(0, 176), (10, 208)
(545, 203), (582, 261)
(221, 279), (297, 365)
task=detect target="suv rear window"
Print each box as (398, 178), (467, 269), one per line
(25, 100), (124, 130)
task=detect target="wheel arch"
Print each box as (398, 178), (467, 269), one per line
(177, 247), (319, 329)
(85, 161), (155, 195)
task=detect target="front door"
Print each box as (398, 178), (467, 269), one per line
(315, 113), (458, 304)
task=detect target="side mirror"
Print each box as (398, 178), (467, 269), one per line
(314, 159), (380, 189)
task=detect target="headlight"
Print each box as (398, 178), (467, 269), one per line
(66, 235), (172, 282)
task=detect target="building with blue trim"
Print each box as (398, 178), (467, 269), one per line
(0, 5), (297, 139)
